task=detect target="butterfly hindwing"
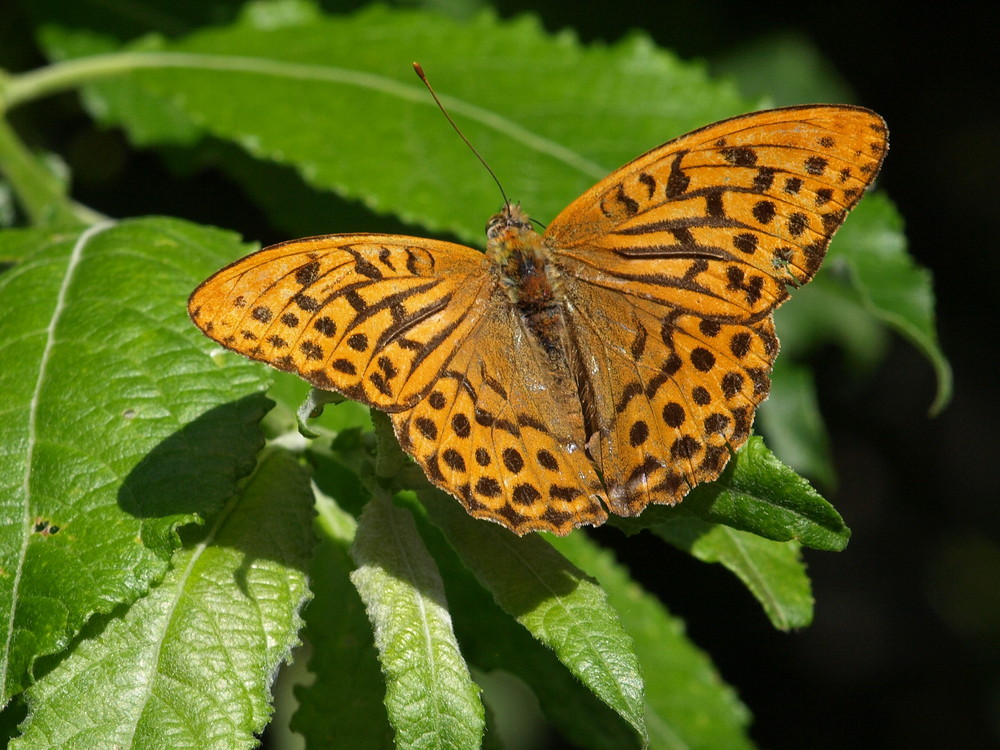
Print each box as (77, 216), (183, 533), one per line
(392, 296), (608, 535)
(565, 283), (778, 514)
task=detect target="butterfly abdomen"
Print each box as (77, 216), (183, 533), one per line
(518, 281), (564, 361)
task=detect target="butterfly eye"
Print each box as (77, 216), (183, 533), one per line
(485, 214), (505, 238)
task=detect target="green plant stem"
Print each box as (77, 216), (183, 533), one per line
(1, 50), (398, 111)
(0, 54), (216, 228)
(0, 50), (412, 227)
(3, 53), (184, 109)
(0, 118), (100, 226)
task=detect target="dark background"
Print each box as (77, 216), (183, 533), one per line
(3, 1), (997, 748)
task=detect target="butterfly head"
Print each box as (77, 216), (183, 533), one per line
(486, 202), (534, 241)
(485, 202), (553, 302)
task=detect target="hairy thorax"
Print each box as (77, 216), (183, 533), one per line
(486, 204), (567, 358)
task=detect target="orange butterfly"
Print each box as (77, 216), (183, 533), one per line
(189, 104), (887, 535)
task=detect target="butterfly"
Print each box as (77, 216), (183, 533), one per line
(189, 104), (887, 535)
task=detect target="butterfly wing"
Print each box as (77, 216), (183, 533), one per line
(188, 234), (491, 411)
(190, 233), (607, 534)
(560, 282), (780, 515)
(391, 291), (608, 536)
(546, 105), (888, 514)
(548, 105), (887, 297)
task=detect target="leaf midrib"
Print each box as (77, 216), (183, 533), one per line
(498, 530), (644, 733)
(1, 221), (115, 697)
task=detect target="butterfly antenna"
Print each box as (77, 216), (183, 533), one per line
(413, 62), (511, 208)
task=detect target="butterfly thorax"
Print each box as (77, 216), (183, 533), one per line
(486, 204), (565, 356)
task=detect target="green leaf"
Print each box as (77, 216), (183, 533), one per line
(293, 484), (393, 750)
(413, 479), (648, 743)
(712, 32), (953, 416)
(11, 449), (315, 748)
(350, 490), (485, 750)
(551, 533), (756, 750)
(21, 4), (946, 446)
(612, 437), (850, 552)
(0, 218), (270, 705)
(830, 193), (952, 413)
(712, 32), (946, 410)
(307, 415), (643, 747)
(653, 520), (813, 630)
(408, 510), (643, 750)
(31, 6), (748, 244)
(773, 192), (948, 414)
(756, 359), (835, 488)
(25, 7), (944, 406)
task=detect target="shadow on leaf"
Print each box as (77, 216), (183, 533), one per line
(119, 394), (270, 519)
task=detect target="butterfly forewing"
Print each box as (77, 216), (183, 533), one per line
(188, 234), (490, 410)
(546, 105), (888, 317)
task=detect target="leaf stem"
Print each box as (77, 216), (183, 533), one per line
(2, 53), (182, 110)
(0, 118), (100, 226)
